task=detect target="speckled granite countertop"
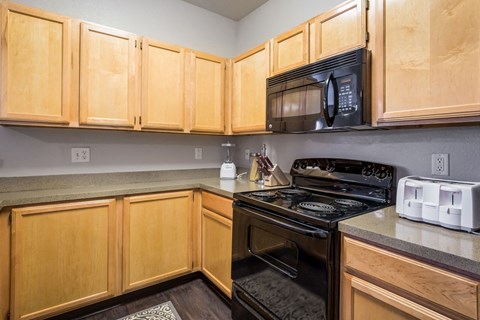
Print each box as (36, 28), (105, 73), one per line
(0, 169), (279, 210)
(339, 206), (480, 277)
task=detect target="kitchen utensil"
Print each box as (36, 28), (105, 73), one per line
(220, 142), (236, 179)
(397, 176), (480, 232)
(248, 153), (261, 182)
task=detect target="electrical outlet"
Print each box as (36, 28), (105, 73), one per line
(431, 153), (449, 176)
(245, 149), (250, 160)
(194, 147), (202, 160)
(71, 147), (90, 163)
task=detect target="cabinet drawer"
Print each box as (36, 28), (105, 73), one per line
(201, 192), (232, 219)
(343, 237), (478, 319)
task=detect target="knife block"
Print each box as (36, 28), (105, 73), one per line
(264, 165), (290, 186)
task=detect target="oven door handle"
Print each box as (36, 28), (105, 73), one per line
(237, 204), (328, 239)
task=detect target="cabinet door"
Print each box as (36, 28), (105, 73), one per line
(201, 208), (232, 297)
(231, 42), (269, 133)
(79, 23), (137, 128)
(0, 3), (71, 124)
(342, 273), (450, 320)
(309, 0), (366, 61)
(271, 23), (309, 75)
(374, 0), (480, 125)
(187, 51), (225, 133)
(11, 199), (118, 320)
(141, 40), (185, 131)
(123, 191), (193, 292)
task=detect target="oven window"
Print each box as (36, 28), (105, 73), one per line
(248, 226), (299, 276)
(269, 84), (323, 120)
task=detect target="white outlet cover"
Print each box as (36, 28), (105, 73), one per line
(431, 153), (449, 176)
(71, 147), (90, 163)
(194, 147), (202, 160)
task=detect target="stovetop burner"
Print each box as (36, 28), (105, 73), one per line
(251, 191), (277, 198)
(277, 189), (311, 199)
(235, 158), (395, 229)
(333, 199), (366, 209)
(298, 202), (339, 214)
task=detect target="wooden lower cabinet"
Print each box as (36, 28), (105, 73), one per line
(10, 199), (118, 320)
(201, 192), (233, 297)
(341, 236), (479, 320)
(123, 191), (193, 292)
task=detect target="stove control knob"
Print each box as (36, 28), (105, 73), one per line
(326, 164), (335, 173)
(375, 167), (388, 180)
(300, 161), (307, 169)
(293, 161), (300, 169)
(362, 166), (373, 177)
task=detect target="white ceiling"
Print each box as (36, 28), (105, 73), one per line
(181, 0), (268, 21)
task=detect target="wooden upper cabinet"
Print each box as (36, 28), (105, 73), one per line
(141, 40), (185, 131)
(187, 50), (225, 133)
(79, 23), (137, 128)
(0, 3), (71, 124)
(231, 42), (270, 133)
(10, 199), (118, 320)
(309, 0), (367, 61)
(271, 23), (309, 75)
(374, 0), (480, 125)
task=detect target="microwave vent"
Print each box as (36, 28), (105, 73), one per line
(267, 48), (367, 87)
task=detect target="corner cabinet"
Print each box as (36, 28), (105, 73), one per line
(201, 192), (233, 297)
(79, 22), (138, 128)
(0, 2), (71, 125)
(341, 236), (480, 320)
(10, 199), (118, 320)
(231, 42), (270, 134)
(373, 0), (480, 125)
(140, 40), (186, 131)
(123, 191), (193, 292)
(186, 51), (225, 133)
(309, 0), (367, 61)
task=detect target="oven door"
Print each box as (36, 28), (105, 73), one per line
(232, 202), (336, 320)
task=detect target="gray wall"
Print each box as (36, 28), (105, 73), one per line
(234, 126), (480, 182)
(0, 126), (229, 177)
(2, 0), (480, 182)
(15, 0), (237, 57)
(236, 0), (343, 54)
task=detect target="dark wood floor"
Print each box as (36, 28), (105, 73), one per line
(76, 279), (232, 320)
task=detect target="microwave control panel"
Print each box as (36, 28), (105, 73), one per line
(337, 75), (357, 115)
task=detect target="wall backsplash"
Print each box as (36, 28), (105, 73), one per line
(233, 126), (480, 182)
(0, 126), (230, 177)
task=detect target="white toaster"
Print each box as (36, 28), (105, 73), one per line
(396, 176), (480, 232)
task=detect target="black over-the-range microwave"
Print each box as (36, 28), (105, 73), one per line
(266, 48), (371, 133)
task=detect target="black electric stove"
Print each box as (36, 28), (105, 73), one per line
(231, 158), (396, 320)
(234, 158), (396, 229)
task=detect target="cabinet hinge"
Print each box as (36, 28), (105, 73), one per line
(135, 40), (137, 48)
(366, 0), (370, 10)
(134, 116), (136, 125)
(365, 32), (370, 42)
(139, 116), (142, 125)
(7, 311), (11, 320)
(140, 41), (143, 50)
